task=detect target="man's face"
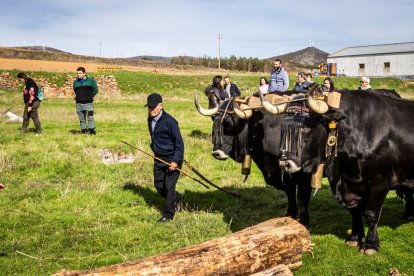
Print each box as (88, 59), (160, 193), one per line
(224, 77), (230, 85)
(148, 103), (163, 117)
(360, 80), (368, 87)
(297, 74), (305, 84)
(273, 61), (281, 69)
(77, 71), (86, 79)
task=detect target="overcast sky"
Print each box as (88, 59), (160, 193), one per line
(0, 0), (413, 59)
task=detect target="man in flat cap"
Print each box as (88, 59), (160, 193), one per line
(146, 93), (184, 223)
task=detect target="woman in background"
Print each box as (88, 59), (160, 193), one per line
(321, 77), (335, 92)
(258, 76), (269, 95)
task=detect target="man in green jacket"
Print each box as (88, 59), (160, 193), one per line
(73, 67), (98, 135)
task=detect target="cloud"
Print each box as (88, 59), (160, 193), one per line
(0, 0), (412, 58)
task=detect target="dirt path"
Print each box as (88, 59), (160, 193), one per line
(0, 57), (253, 76)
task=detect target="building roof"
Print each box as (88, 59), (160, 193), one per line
(328, 42), (414, 58)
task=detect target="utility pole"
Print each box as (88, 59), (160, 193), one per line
(218, 33), (222, 69)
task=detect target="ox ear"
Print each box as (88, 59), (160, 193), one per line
(322, 110), (346, 122)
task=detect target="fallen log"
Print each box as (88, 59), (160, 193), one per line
(250, 264), (293, 276)
(54, 217), (310, 276)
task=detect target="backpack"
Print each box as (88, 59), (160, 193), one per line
(37, 87), (44, 101)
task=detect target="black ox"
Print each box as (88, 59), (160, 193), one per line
(267, 85), (414, 254)
(195, 91), (313, 226)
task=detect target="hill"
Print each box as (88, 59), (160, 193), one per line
(0, 45), (329, 73)
(125, 55), (171, 63)
(266, 46), (329, 68)
(15, 46), (68, 53)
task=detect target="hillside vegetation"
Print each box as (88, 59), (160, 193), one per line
(0, 70), (413, 275)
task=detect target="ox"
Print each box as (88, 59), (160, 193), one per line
(263, 85), (414, 254)
(195, 92), (313, 226)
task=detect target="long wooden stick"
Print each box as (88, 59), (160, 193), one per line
(184, 160), (239, 197)
(120, 141), (209, 189)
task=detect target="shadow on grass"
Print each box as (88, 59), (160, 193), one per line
(123, 182), (412, 240)
(69, 129), (83, 135)
(188, 129), (211, 140)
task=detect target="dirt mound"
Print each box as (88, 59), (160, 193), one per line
(0, 72), (19, 89)
(0, 73), (121, 97)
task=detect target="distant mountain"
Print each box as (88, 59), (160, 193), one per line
(125, 55), (171, 63)
(266, 47), (329, 67)
(15, 46), (69, 54)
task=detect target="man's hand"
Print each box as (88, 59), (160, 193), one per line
(169, 162), (178, 171)
(27, 106), (32, 112)
(0, 183), (5, 190)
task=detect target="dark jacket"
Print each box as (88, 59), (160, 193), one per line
(23, 78), (39, 104)
(148, 111), (184, 164)
(73, 76), (99, 103)
(223, 83), (241, 98)
(293, 81), (312, 92)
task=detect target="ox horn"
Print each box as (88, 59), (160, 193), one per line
(194, 92), (219, 116)
(307, 83), (329, 114)
(258, 90), (287, 115)
(234, 103), (253, 119)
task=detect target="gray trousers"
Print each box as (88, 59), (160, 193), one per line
(76, 103), (95, 130)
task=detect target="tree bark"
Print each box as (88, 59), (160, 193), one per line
(55, 217), (310, 276)
(250, 264), (293, 276)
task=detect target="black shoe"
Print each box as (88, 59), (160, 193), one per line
(157, 216), (172, 223)
(89, 128), (96, 135)
(81, 129), (88, 134)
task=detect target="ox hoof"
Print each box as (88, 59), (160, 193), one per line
(345, 240), (359, 247)
(359, 248), (377, 255)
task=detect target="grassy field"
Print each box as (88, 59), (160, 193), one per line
(0, 70), (414, 275)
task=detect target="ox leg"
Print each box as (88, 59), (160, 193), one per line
(297, 178), (312, 227)
(402, 189), (414, 219)
(283, 184), (298, 220)
(361, 185), (388, 254)
(346, 206), (364, 247)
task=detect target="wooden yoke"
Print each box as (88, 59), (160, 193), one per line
(234, 94), (289, 110)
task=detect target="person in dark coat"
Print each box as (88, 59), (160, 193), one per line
(223, 76), (241, 98)
(146, 93), (184, 223)
(292, 72), (312, 92)
(16, 72), (42, 135)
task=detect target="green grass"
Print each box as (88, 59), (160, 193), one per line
(0, 71), (414, 275)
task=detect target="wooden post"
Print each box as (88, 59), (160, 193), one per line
(55, 217), (310, 276)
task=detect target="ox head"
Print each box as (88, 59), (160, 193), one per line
(277, 85), (346, 175)
(257, 83), (344, 175)
(194, 93), (250, 162)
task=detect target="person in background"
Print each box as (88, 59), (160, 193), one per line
(16, 72), (42, 135)
(292, 72), (312, 92)
(268, 59), (289, 93)
(223, 76), (241, 98)
(258, 77), (269, 95)
(358, 76), (373, 91)
(321, 77), (335, 92)
(146, 93), (184, 223)
(73, 67), (99, 135)
(305, 71), (314, 83)
(204, 75), (228, 107)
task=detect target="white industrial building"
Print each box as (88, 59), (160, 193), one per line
(327, 42), (414, 78)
